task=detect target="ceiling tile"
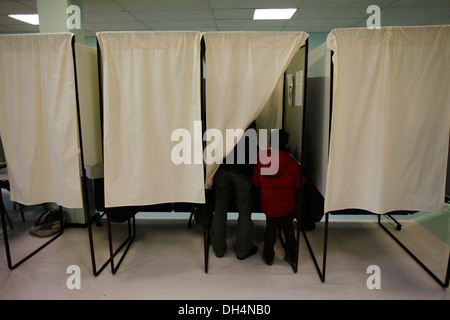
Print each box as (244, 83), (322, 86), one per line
(389, 0), (450, 7)
(286, 18), (361, 27)
(0, 24), (19, 32)
(215, 19), (288, 28)
(4, 22), (39, 32)
(294, 7), (369, 19)
(428, 17), (450, 24)
(382, 7), (450, 18)
(143, 19), (216, 29)
(283, 25), (334, 32)
(83, 12), (138, 23)
(209, 0), (303, 9)
(84, 21), (149, 32)
(0, 14), (29, 24)
(131, 10), (214, 21)
(301, 0), (397, 8)
(353, 16), (440, 27)
(17, 1), (37, 9)
(381, 17), (445, 26)
(0, 0), (448, 35)
(0, 0), (37, 14)
(212, 9), (254, 19)
(218, 26), (285, 31)
(82, 0), (125, 12)
(114, 0), (210, 11)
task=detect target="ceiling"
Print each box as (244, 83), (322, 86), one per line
(0, 0), (449, 36)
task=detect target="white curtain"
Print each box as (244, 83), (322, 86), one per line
(204, 31), (309, 188)
(97, 31), (205, 207)
(257, 75), (284, 132)
(325, 26), (450, 214)
(0, 33), (83, 208)
(256, 75), (284, 147)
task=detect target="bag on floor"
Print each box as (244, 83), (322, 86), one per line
(29, 208), (63, 237)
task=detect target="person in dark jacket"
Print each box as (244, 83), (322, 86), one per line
(252, 129), (303, 266)
(212, 121), (258, 260)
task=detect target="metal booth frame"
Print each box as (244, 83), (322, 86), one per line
(0, 35), (77, 271)
(81, 39), (136, 277)
(202, 39), (310, 275)
(301, 52), (450, 289)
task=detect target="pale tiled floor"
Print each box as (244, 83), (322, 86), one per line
(0, 190), (449, 300)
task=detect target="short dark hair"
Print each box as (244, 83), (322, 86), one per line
(271, 129), (289, 151)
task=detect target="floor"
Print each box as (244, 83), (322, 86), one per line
(0, 190), (449, 301)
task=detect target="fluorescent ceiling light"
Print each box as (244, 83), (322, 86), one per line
(253, 8), (297, 20)
(8, 14), (39, 25)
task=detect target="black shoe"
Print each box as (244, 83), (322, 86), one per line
(237, 245), (258, 260)
(263, 257), (274, 266)
(215, 250), (226, 258)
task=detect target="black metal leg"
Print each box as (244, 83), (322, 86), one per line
(85, 211), (111, 276)
(107, 210), (136, 275)
(386, 213), (402, 230)
(301, 212), (328, 283)
(378, 214), (449, 288)
(188, 212), (194, 229)
(0, 198), (63, 270)
(293, 217), (301, 273)
(85, 208), (136, 276)
(202, 204), (209, 273)
(1, 199), (13, 229)
(293, 187), (305, 274)
(278, 223), (299, 273)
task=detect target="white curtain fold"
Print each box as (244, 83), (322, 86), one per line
(0, 33), (83, 208)
(325, 25), (450, 214)
(204, 31), (309, 188)
(97, 31), (205, 207)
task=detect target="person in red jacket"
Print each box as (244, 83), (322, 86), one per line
(252, 129), (303, 266)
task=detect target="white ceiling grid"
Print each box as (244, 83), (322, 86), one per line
(0, 0), (449, 35)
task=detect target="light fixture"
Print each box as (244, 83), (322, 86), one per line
(253, 8), (297, 20)
(8, 14), (40, 25)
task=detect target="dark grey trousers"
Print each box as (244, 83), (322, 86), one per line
(212, 166), (254, 259)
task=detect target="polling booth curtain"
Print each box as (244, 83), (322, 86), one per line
(325, 25), (450, 214)
(256, 75), (284, 143)
(204, 31), (309, 188)
(0, 33), (83, 208)
(97, 31), (205, 207)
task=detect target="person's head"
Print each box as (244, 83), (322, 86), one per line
(270, 129), (289, 151)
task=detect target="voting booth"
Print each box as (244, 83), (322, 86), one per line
(304, 25), (450, 287)
(0, 33), (99, 269)
(1, 31), (310, 275)
(93, 31), (309, 274)
(203, 31), (309, 272)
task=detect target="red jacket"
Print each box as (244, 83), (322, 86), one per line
(252, 150), (303, 218)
